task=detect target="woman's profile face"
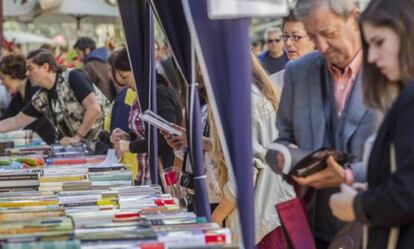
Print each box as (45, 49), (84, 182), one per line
(116, 70), (136, 91)
(363, 22), (401, 82)
(0, 73), (20, 94)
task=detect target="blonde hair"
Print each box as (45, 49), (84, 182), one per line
(251, 53), (280, 111)
(209, 108), (228, 190)
(210, 53), (281, 190)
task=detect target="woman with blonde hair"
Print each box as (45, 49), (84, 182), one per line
(211, 54), (295, 248)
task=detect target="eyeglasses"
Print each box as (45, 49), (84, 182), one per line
(281, 34), (307, 42)
(267, 39), (281, 44)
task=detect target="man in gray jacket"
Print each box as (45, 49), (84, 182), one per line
(266, 0), (383, 248)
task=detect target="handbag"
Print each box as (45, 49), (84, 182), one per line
(276, 196), (317, 249)
(328, 144), (400, 249)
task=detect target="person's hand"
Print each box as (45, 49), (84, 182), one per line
(60, 135), (81, 146)
(114, 139), (130, 158)
(330, 183), (358, 222)
(118, 140), (130, 153)
(110, 128), (129, 144)
(211, 209), (227, 227)
(293, 156), (345, 189)
(160, 125), (187, 150)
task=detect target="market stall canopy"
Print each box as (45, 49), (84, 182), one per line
(34, 0), (119, 24)
(4, 0), (118, 25)
(4, 30), (55, 44)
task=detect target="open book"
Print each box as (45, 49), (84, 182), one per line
(289, 148), (355, 177)
(138, 110), (183, 136)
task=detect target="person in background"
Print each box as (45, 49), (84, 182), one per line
(330, 0), (414, 248)
(74, 37), (119, 102)
(0, 49), (110, 150)
(155, 41), (183, 100)
(251, 39), (263, 56)
(0, 54), (55, 144)
(211, 54), (295, 248)
(110, 47), (182, 184)
(265, 0), (383, 247)
(0, 85), (11, 117)
(258, 27), (289, 74)
(270, 9), (316, 96)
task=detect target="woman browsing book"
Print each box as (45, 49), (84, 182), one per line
(109, 47), (182, 184)
(0, 54), (55, 144)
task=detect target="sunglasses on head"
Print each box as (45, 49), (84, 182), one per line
(267, 39), (281, 43)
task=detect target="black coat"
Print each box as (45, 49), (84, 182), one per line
(354, 81), (414, 249)
(0, 81), (55, 144)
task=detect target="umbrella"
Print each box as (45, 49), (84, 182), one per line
(4, 30), (55, 44)
(34, 0), (119, 30)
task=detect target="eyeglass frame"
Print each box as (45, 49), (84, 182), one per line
(280, 34), (308, 42)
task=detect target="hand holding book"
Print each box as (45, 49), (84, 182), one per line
(289, 148), (356, 189)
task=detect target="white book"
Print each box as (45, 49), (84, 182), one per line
(139, 110), (183, 136)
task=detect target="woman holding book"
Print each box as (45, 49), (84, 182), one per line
(0, 49), (110, 149)
(109, 47), (182, 184)
(0, 54), (54, 144)
(330, 0), (414, 247)
(210, 54), (295, 248)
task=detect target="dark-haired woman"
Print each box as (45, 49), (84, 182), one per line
(0, 54), (55, 144)
(330, 0), (414, 248)
(0, 49), (110, 149)
(110, 47), (182, 184)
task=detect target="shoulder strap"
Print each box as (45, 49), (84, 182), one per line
(387, 144), (400, 249)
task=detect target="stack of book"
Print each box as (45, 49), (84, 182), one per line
(0, 169), (41, 191)
(0, 145), (236, 249)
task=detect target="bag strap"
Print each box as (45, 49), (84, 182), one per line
(387, 144), (400, 249)
(363, 144), (400, 249)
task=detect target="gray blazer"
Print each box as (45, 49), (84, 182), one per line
(267, 51), (383, 241)
(273, 51), (383, 181)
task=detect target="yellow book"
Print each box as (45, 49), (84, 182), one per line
(96, 199), (113, 206)
(39, 175), (88, 183)
(0, 200), (59, 208)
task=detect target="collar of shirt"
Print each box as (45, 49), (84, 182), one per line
(327, 50), (363, 116)
(328, 50), (363, 83)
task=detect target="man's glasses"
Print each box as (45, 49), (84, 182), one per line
(267, 39), (281, 44)
(281, 34), (307, 42)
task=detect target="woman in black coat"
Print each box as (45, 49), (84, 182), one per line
(0, 54), (55, 144)
(329, 0), (414, 248)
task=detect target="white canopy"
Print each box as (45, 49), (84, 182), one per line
(34, 0), (119, 24)
(4, 30), (55, 44)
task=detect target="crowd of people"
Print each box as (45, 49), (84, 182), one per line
(0, 0), (413, 248)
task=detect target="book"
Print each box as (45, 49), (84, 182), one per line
(139, 110), (183, 136)
(289, 148), (355, 177)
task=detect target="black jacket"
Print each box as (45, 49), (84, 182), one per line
(129, 82), (182, 168)
(1, 81), (55, 144)
(354, 81), (414, 249)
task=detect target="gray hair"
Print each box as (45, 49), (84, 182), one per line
(295, 0), (359, 20)
(264, 27), (282, 41)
